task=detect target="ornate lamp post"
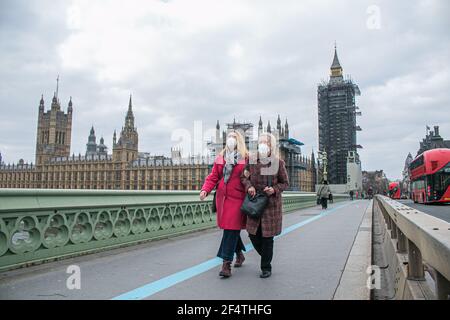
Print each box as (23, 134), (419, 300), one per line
(318, 150), (328, 183)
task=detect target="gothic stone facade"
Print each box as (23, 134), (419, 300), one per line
(1, 94), (316, 192)
(416, 125), (450, 157)
(0, 94), (210, 190)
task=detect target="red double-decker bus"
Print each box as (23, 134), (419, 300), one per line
(409, 148), (450, 204)
(388, 182), (401, 199)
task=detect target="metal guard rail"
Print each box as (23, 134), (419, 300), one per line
(375, 195), (450, 299)
(0, 189), (349, 271)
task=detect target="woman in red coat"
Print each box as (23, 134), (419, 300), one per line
(200, 130), (248, 278)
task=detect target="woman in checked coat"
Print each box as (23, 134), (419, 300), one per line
(240, 132), (289, 278)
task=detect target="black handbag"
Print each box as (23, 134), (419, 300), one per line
(240, 192), (269, 219)
(240, 175), (272, 219)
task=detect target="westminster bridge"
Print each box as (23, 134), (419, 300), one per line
(0, 189), (449, 300)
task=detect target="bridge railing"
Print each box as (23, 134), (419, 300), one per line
(0, 189), (348, 271)
(375, 195), (450, 299)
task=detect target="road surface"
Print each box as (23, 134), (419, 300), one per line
(398, 199), (450, 223)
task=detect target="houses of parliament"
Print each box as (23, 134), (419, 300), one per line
(0, 87), (317, 191)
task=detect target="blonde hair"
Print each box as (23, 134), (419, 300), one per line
(258, 132), (279, 159)
(220, 130), (248, 158)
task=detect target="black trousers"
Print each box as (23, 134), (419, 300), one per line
(321, 197), (328, 209)
(249, 225), (274, 272)
(217, 230), (246, 262)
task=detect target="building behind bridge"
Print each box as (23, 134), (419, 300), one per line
(317, 46), (362, 185)
(0, 91), (317, 191)
(416, 125), (450, 157)
(401, 153), (414, 198)
(0, 93), (211, 190)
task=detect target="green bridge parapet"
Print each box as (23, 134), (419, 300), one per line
(0, 189), (348, 271)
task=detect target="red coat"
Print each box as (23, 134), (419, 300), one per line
(201, 155), (247, 230)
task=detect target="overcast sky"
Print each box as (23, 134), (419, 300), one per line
(0, 0), (449, 180)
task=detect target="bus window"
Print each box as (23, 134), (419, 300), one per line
(430, 162), (450, 199)
(410, 154), (424, 171)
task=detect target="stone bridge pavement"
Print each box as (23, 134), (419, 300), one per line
(0, 200), (371, 300)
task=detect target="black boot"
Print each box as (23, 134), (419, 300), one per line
(260, 270), (272, 278)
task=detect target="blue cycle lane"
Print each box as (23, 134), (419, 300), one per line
(112, 200), (368, 300)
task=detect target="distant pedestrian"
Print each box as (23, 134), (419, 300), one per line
(349, 190), (354, 200)
(367, 187), (373, 199)
(200, 130), (248, 278)
(328, 192), (333, 203)
(317, 181), (330, 209)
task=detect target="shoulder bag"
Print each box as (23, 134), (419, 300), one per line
(240, 174), (272, 219)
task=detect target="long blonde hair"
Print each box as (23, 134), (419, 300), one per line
(219, 130), (248, 158)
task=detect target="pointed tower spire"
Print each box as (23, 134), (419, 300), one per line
(284, 118), (289, 138)
(331, 43), (341, 68)
(51, 90), (60, 110)
(56, 75), (60, 99)
(330, 43), (343, 78)
(39, 94), (45, 113)
(257, 115), (263, 137)
(86, 125), (97, 156)
(215, 120), (221, 144)
(125, 94), (135, 130)
(68, 96), (73, 113)
(267, 120), (271, 133)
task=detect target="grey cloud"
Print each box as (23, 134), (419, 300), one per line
(0, 0), (449, 181)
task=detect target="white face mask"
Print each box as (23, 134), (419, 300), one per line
(226, 137), (237, 150)
(258, 143), (270, 157)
